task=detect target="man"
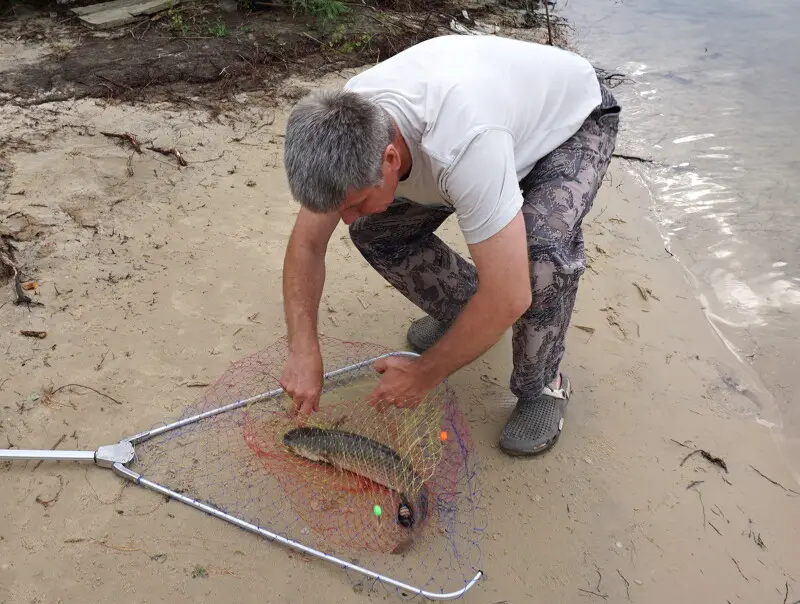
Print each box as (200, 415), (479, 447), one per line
(278, 34), (620, 456)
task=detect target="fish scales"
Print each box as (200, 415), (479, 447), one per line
(283, 426), (429, 533)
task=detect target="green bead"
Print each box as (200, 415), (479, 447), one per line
(373, 505), (382, 517)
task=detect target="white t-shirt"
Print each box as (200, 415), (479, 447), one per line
(343, 34), (602, 244)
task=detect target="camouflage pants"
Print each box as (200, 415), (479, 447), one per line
(349, 83), (620, 397)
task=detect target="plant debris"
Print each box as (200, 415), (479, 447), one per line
(680, 448), (729, 473)
(147, 145), (188, 167)
(101, 131), (143, 153)
(749, 465), (800, 496)
(20, 330), (47, 339)
(45, 383), (124, 406)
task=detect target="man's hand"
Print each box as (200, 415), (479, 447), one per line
(279, 348), (324, 417)
(367, 356), (438, 411)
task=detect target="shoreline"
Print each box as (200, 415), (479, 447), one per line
(621, 161), (800, 485)
(1, 62), (799, 604)
(558, 0), (800, 486)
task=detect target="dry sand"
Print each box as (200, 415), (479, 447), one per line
(2, 69), (799, 604)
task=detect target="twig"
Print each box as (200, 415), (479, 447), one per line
(708, 521), (722, 536)
(578, 568), (609, 599)
(147, 146), (188, 167)
(192, 151), (226, 164)
(95, 349), (110, 371)
(100, 131), (143, 153)
(32, 434), (66, 470)
(50, 383), (124, 406)
(617, 569), (631, 601)
(687, 480), (704, 489)
(750, 465), (800, 496)
(613, 153), (654, 163)
(96, 74), (134, 92)
(2, 251), (42, 307)
(783, 581), (788, 604)
(231, 119), (273, 143)
(689, 483), (706, 529)
(578, 589), (608, 600)
(730, 556), (748, 582)
(543, 0), (554, 45)
(670, 438), (693, 450)
(35, 474), (64, 507)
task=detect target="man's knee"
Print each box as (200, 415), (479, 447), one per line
(348, 218), (371, 252)
(525, 251), (583, 314)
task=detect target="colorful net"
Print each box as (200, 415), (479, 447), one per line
(130, 336), (485, 596)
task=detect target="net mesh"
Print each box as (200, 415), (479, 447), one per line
(130, 336), (485, 596)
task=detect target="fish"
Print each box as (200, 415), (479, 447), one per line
(283, 426), (429, 537)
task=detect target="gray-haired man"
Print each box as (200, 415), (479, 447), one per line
(278, 34), (620, 456)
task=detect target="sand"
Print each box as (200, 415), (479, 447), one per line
(2, 70), (799, 604)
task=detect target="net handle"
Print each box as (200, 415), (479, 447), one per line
(123, 351), (422, 446)
(113, 462), (483, 600)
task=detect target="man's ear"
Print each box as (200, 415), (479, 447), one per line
(384, 144), (402, 172)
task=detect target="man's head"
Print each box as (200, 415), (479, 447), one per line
(284, 89), (404, 225)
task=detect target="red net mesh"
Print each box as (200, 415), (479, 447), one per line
(130, 336), (485, 595)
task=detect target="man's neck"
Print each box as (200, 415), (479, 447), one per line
(393, 122), (413, 181)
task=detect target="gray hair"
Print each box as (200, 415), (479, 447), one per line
(283, 88), (396, 213)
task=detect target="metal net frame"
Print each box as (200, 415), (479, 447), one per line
(1, 336), (486, 600)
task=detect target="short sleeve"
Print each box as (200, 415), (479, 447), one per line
(441, 128), (524, 245)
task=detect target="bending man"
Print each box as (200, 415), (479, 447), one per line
(279, 34), (620, 456)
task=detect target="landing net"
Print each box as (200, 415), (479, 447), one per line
(130, 336), (485, 597)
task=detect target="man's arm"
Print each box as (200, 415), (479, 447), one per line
(366, 128), (531, 408)
(417, 210), (531, 385)
(280, 207), (340, 415)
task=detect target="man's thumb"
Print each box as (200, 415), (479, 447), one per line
(374, 358), (389, 374)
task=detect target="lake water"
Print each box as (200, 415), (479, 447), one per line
(557, 0), (800, 469)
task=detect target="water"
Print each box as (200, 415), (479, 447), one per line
(557, 0), (800, 461)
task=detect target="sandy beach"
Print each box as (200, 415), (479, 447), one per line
(2, 64), (800, 604)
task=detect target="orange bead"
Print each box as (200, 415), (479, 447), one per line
(439, 431), (448, 442)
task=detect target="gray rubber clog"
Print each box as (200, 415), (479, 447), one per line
(499, 374), (572, 457)
(406, 315), (450, 353)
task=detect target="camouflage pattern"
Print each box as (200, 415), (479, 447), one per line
(349, 82), (620, 398)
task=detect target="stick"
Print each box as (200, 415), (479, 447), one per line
(49, 383), (124, 406)
(147, 145), (188, 167)
(749, 465), (800, 496)
(708, 521), (722, 536)
(617, 569), (631, 601)
(2, 251), (41, 307)
(35, 475), (64, 507)
(690, 484), (706, 529)
(543, 0), (554, 45)
(578, 589), (608, 600)
(100, 131), (143, 153)
(32, 434), (66, 471)
(613, 153), (654, 163)
(730, 556), (748, 582)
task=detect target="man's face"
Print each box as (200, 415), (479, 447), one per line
(338, 144), (402, 225)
